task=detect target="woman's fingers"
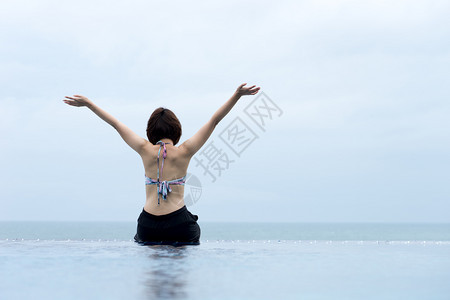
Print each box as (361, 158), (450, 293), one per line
(63, 94), (91, 107)
(63, 99), (82, 106)
(65, 96), (83, 101)
(247, 87), (260, 95)
(65, 95), (85, 100)
(237, 83), (247, 91)
(64, 101), (76, 106)
(237, 83), (260, 96)
(244, 86), (260, 93)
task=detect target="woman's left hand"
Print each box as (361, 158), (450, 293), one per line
(63, 95), (93, 107)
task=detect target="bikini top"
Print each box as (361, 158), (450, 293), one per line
(145, 140), (186, 205)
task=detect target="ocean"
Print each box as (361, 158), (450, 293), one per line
(1, 222), (449, 300)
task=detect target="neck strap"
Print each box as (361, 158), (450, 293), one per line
(156, 140), (171, 204)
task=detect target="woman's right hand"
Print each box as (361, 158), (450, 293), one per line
(235, 83), (260, 96)
(63, 95), (94, 107)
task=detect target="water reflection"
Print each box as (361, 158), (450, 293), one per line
(143, 245), (191, 299)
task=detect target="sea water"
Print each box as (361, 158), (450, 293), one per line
(1, 222), (449, 300)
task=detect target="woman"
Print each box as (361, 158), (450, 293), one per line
(63, 83), (260, 246)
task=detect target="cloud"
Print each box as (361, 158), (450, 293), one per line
(1, 0), (449, 221)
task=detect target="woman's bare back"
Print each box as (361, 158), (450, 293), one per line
(140, 139), (191, 215)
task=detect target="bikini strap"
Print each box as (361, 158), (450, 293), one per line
(156, 140), (171, 204)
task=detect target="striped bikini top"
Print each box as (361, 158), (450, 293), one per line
(145, 140), (186, 205)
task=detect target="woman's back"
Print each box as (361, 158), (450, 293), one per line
(140, 140), (191, 215)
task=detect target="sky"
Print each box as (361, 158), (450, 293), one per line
(1, 0), (449, 222)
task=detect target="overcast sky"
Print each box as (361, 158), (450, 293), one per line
(1, 0), (449, 222)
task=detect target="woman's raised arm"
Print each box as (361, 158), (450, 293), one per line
(63, 95), (148, 154)
(179, 83), (260, 157)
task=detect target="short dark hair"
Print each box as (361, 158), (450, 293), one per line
(146, 107), (182, 145)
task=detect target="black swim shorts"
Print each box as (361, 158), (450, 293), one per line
(134, 205), (201, 246)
